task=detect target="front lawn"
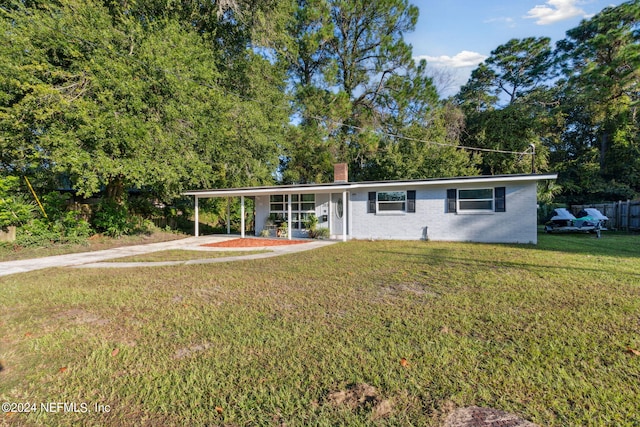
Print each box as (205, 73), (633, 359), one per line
(0, 231), (185, 262)
(110, 249), (271, 263)
(1, 233), (638, 426)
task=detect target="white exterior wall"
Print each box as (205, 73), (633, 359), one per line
(315, 193), (330, 231)
(349, 181), (538, 244)
(254, 181), (539, 243)
(254, 195), (270, 236)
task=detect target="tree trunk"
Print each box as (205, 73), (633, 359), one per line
(106, 175), (125, 204)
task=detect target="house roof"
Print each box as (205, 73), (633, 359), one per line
(183, 173), (557, 198)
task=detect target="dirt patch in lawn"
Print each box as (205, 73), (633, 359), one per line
(55, 308), (109, 326)
(201, 238), (309, 248)
(326, 383), (393, 420)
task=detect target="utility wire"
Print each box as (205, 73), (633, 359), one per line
(302, 115), (532, 155)
(18, 6), (533, 158)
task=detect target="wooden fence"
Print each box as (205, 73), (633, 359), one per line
(570, 201), (640, 231)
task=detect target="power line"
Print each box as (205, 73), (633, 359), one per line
(17, 6), (534, 158)
(302, 114), (532, 155)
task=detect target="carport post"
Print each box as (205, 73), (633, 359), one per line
(241, 196), (245, 238)
(287, 193), (292, 240)
(328, 193), (333, 237)
(194, 196), (199, 237)
(226, 197), (231, 234)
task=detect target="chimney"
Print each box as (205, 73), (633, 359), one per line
(334, 163), (348, 183)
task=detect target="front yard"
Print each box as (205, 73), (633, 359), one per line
(1, 233), (639, 426)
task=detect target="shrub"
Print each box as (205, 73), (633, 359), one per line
(313, 227), (330, 239)
(259, 228), (271, 237)
(16, 219), (59, 246)
(60, 211), (93, 243)
(0, 176), (35, 228)
(16, 211), (93, 247)
(303, 214), (319, 231)
(91, 199), (132, 237)
(131, 217), (155, 235)
(41, 191), (70, 219)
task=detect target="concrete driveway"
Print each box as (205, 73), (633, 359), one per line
(0, 236), (336, 277)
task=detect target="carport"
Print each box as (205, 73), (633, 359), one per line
(182, 182), (351, 242)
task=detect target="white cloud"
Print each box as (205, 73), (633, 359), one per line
(524, 0), (586, 25)
(483, 16), (517, 28)
(414, 51), (488, 97)
(415, 50), (487, 68)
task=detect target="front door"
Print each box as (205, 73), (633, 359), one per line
(331, 193), (345, 237)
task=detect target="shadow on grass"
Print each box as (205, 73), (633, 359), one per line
(531, 231), (640, 258)
(373, 233), (640, 279)
(378, 249), (640, 279)
(415, 231), (640, 258)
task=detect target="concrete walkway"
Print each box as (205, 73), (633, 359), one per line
(0, 236), (337, 277)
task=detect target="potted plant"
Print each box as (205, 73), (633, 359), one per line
(259, 228), (271, 237)
(277, 221), (288, 238)
(304, 213), (324, 238)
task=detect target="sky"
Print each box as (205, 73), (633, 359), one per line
(405, 0), (628, 97)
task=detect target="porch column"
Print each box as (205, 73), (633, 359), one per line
(240, 196), (245, 238)
(287, 194), (292, 240)
(328, 193), (333, 237)
(194, 196), (199, 237)
(342, 191), (347, 242)
(226, 197), (231, 234)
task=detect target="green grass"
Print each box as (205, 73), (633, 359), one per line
(1, 233), (639, 426)
(110, 249), (271, 262)
(0, 231), (185, 262)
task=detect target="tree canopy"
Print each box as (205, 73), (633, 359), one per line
(0, 0), (289, 201)
(456, 1), (639, 201)
(0, 0), (638, 213)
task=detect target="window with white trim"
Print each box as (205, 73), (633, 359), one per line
(446, 187), (506, 213)
(458, 188), (494, 211)
(377, 191), (407, 212)
(269, 194), (315, 229)
(377, 191), (406, 212)
(368, 190), (416, 214)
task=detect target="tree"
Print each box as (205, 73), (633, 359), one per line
(554, 0), (640, 201)
(371, 101), (479, 180)
(485, 37), (553, 105)
(0, 0), (289, 203)
(282, 0), (476, 182)
(456, 37), (554, 175)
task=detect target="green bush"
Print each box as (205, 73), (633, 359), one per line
(259, 228), (271, 237)
(129, 195), (161, 218)
(41, 191), (71, 219)
(0, 176), (35, 228)
(91, 199), (132, 237)
(16, 219), (58, 246)
(16, 211), (93, 247)
(130, 217), (155, 235)
(60, 211), (93, 243)
(313, 227), (330, 239)
(303, 213), (319, 231)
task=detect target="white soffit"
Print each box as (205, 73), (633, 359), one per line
(183, 174), (558, 198)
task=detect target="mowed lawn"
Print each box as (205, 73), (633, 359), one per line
(1, 233), (639, 426)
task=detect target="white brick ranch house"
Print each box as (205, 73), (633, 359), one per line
(183, 166), (557, 244)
